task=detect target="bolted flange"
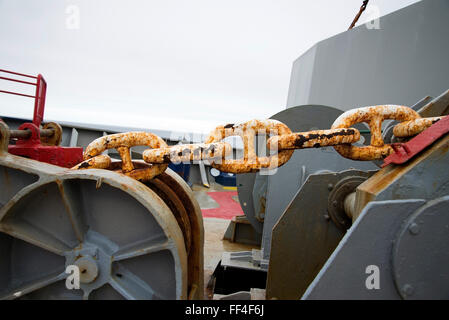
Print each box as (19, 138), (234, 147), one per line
(327, 174), (371, 231)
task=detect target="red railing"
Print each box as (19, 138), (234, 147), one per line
(0, 69), (47, 127)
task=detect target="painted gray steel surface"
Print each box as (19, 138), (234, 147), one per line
(287, 0), (449, 111)
(302, 132), (449, 299)
(303, 197), (449, 299)
(302, 199), (426, 300)
(0, 151), (188, 299)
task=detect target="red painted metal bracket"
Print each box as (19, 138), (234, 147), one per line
(382, 116), (449, 167)
(7, 123), (83, 168)
(1, 69), (83, 168)
(33, 74), (47, 127)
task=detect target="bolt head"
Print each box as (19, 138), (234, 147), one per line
(409, 222), (420, 235)
(75, 256), (99, 284)
(402, 284), (414, 296)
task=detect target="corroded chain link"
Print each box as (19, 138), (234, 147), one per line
(73, 132), (169, 181)
(73, 105), (447, 180)
(204, 119), (294, 173)
(142, 142), (232, 165)
(331, 105), (421, 160)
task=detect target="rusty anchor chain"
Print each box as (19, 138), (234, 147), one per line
(73, 105), (447, 179)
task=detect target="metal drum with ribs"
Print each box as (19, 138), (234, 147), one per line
(0, 124), (203, 300)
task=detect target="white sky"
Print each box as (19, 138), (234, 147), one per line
(0, 0), (420, 135)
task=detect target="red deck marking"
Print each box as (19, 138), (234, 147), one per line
(201, 191), (244, 220)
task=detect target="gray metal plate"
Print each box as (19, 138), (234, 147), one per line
(302, 199), (426, 300)
(266, 169), (374, 299)
(393, 196), (449, 300)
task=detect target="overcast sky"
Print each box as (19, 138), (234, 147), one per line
(0, 0), (421, 135)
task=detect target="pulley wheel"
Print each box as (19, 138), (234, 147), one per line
(0, 157), (188, 300)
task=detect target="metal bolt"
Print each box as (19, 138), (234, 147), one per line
(402, 284), (414, 296)
(324, 214), (331, 221)
(409, 222), (420, 235)
(327, 183), (334, 191)
(75, 256), (99, 284)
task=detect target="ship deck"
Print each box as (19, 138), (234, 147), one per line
(192, 183), (259, 299)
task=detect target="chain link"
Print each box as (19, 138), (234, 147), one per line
(73, 105), (447, 179)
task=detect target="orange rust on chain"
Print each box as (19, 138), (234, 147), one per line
(267, 128), (360, 150)
(84, 132), (168, 159)
(73, 105), (430, 177)
(71, 154), (112, 170)
(204, 119), (294, 173)
(109, 161), (169, 181)
(79, 132), (169, 181)
(142, 142), (232, 164)
(393, 116), (446, 137)
(116, 146), (134, 172)
(331, 105), (421, 160)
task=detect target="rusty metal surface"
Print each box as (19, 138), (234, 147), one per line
(84, 131), (168, 159)
(331, 105), (421, 160)
(385, 117), (449, 167)
(74, 105), (445, 175)
(9, 128), (54, 140)
(145, 177), (192, 254)
(0, 122), (10, 153)
(81, 132), (169, 182)
(72, 154), (112, 170)
(108, 159), (168, 182)
(40, 122), (62, 146)
(393, 116), (446, 137)
(348, 0), (369, 30)
(205, 119), (294, 173)
(267, 128), (360, 150)
(143, 142), (232, 164)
